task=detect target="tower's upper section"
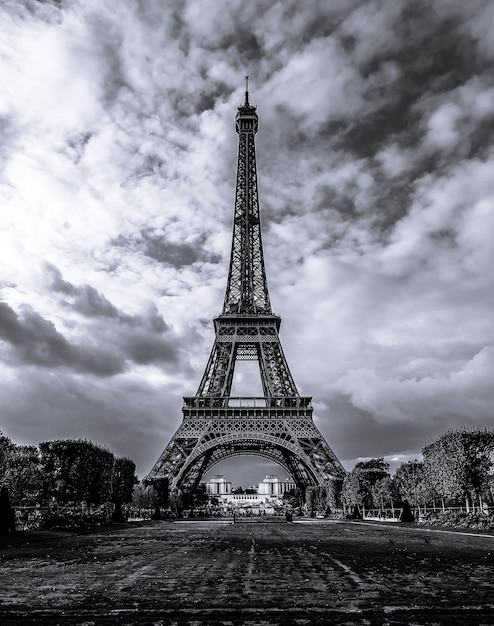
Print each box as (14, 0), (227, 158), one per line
(235, 80), (259, 134)
(222, 82), (272, 315)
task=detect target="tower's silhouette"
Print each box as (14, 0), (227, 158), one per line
(148, 84), (344, 495)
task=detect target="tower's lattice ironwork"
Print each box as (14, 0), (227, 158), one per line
(148, 84), (344, 494)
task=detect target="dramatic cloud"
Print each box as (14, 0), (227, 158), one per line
(1, 0), (492, 478)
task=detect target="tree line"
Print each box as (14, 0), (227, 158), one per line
(2, 427), (493, 519)
(300, 428), (494, 516)
(339, 428), (494, 514)
(0, 432), (136, 514)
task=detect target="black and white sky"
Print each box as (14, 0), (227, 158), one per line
(1, 0), (493, 482)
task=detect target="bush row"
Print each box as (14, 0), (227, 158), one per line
(418, 510), (494, 530)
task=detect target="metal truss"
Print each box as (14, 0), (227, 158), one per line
(150, 414), (344, 492)
(196, 314), (298, 398)
(223, 97), (270, 315)
(147, 89), (345, 495)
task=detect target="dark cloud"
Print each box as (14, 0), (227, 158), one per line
(142, 233), (203, 267)
(110, 230), (220, 269)
(3, 0), (62, 23)
(0, 368), (181, 476)
(121, 332), (178, 365)
(318, 390), (476, 464)
(1, 267), (183, 374)
(46, 263), (77, 295)
(46, 264), (171, 330)
(63, 131), (94, 165)
(0, 115), (16, 176)
(0, 302), (71, 364)
(45, 265), (183, 367)
(0, 302), (123, 375)
(73, 285), (120, 319)
(47, 265), (120, 318)
(85, 13), (128, 105)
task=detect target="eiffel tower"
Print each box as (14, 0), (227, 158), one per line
(148, 82), (345, 497)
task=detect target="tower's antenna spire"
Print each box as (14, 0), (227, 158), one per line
(244, 75), (249, 106)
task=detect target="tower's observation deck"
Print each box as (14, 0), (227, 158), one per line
(183, 396), (313, 418)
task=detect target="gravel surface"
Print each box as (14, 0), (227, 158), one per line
(0, 518), (493, 625)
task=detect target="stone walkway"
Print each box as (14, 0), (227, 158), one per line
(0, 519), (493, 624)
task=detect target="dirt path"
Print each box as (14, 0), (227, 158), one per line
(0, 519), (493, 624)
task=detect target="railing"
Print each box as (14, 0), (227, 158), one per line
(361, 505), (494, 521)
(213, 313), (281, 319)
(362, 508), (401, 521)
(183, 396), (312, 409)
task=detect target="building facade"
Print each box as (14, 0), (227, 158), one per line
(203, 474), (296, 509)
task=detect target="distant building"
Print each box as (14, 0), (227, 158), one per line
(202, 474), (296, 512)
(205, 475), (232, 495)
(257, 475), (296, 496)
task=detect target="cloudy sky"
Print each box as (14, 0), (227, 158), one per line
(1, 0), (493, 483)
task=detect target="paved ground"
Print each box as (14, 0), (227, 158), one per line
(0, 518), (493, 625)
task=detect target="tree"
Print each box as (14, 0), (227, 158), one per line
(341, 471), (360, 511)
(111, 457), (137, 522)
(2, 445), (43, 506)
(40, 439), (115, 505)
(371, 476), (394, 511)
(305, 486), (328, 516)
(283, 488), (304, 511)
(132, 482), (157, 509)
(1, 434), (43, 506)
(0, 433), (15, 478)
(326, 477), (344, 512)
(422, 428), (494, 510)
(356, 459), (390, 509)
(394, 460), (432, 509)
(192, 484), (209, 507)
(342, 459), (390, 512)
(112, 457), (137, 505)
(147, 477), (169, 508)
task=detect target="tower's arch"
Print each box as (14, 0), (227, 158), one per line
(169, 434), (324, 493)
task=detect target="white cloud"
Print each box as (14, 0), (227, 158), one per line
(336, 346), (494, 425)
(426, 102), (463, 150)
(375, 143), (414, 179)
(265, 37), (366, 135)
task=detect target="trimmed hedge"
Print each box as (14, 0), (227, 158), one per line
(112, 457), (137, 505)
(40, 439), (115, 506)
